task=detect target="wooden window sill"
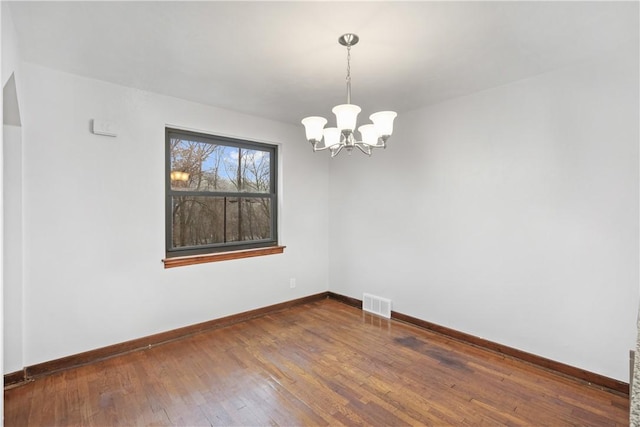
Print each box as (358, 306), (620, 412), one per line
(163, 246), (285, 269)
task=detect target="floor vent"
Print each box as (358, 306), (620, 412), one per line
(363, 293), (392, 319)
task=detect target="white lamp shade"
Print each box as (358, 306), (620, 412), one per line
(369, 111), (397, 136)
(358, 124), (379, 146)
(301, 116), (327, 141)
(322, 127), (342, 147)
(332, 104), (361, 132)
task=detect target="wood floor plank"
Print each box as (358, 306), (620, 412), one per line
(4, 299), (629, 426)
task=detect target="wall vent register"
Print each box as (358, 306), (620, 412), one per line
(363, 293), (392, 319)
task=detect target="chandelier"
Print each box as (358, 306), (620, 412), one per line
(301, 34), (397, 157)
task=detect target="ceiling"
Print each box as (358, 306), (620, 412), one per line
(8, 1), (639, 125)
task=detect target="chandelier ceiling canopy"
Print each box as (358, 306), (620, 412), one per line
(301, 34), (397, 158)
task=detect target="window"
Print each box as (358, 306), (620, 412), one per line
(165, 128), (278, 259)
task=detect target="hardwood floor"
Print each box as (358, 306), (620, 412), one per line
(4, 299), (629, 426)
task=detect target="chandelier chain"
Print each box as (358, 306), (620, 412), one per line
(346, 45), (352, 104)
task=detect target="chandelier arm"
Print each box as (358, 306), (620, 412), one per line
(330, 145), (344, 158)
(354, 143), (373, 156)
(311, 142), (332, 152)
(354, 139), (385, 149)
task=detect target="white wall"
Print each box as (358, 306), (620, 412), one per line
(2, 0), (24, 379)
(3, 124), (22, 374)
(19, 62), (329, 366)
(1, 1), (20, 88)
(329, 42), (639, 381)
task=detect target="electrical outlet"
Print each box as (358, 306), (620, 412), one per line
(289, 278), (297, 288)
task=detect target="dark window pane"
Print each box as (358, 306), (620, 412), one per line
(224, 197), (271, 242)
(171, 196), (272, 250)
(225, 197), (240, 242)
(171, 196), (225, 248)
(240, 198), (272, 240)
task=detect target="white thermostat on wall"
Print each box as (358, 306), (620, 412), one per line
(91, 119), (118, 137)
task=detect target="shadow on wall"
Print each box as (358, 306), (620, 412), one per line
(4, 73), (21, 126)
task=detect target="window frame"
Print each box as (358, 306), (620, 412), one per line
(165, 127), (279, 259)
